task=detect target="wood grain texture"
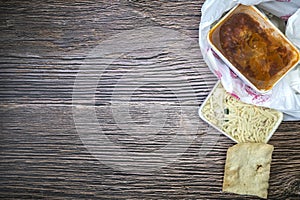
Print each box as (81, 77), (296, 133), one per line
(0, 0), (299, 199)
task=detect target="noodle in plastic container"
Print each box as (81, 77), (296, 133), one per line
(199, 81), (283, 143)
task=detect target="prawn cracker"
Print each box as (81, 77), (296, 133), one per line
(223, 143), (274, 199)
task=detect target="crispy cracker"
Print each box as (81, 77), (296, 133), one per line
(223, 143), (274, 199)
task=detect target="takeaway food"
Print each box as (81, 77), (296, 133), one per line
(208, 4), (300, 93)
(199, 82), (283, 143)
(223, 143), (274, 199)
(220, 12), (293, 90)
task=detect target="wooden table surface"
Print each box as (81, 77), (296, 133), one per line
(0, 0), (299, 199)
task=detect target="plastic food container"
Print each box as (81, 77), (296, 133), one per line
(208, 4), (300, 93)
(199, 81), (283, 143)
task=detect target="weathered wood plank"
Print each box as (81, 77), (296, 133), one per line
(0, 105), (299, 199)
(0, 53), (216, 105)
(0, 0), (213, 105)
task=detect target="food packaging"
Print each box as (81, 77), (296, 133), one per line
(199, 81), (283, 143)
(208, 4), (300, 93)
(199, 0), (300, 121)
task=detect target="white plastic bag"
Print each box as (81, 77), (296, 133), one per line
(199, 0), (300, 121)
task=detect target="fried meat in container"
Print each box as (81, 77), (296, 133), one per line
(208, 4), (300, 93)
(199, 81), (283, 143)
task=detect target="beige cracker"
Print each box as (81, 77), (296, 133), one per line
(223, 143), (274, 199)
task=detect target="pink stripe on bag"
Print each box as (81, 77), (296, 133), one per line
(280, 14), (292, 20)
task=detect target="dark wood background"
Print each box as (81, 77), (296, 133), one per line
(0, 0), (299, 199)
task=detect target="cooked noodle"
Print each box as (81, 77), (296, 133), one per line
(201, 84), (282, 143)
